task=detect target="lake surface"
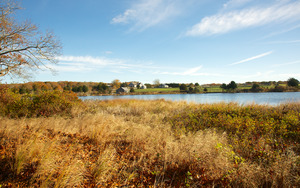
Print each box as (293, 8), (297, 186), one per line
(79, 92), (300, 105)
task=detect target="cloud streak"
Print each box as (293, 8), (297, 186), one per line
(265, 40), (300, 44)
(153, 66), (222, 76)
(55, 56), (124, 66)
(186, 1), (300, 36)
(54, 56), (209, 78)
(229, 51), (273, 66)
(273, 60), (300, 67)
(223, 0), (252, 9)
(111, 0), (182, 31)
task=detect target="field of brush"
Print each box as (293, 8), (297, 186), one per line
(0, 99), (299, 187)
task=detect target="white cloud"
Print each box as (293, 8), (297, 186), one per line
(266, 40), (300, 44)
(153, 66), (222, 76)
(261, 24), (300, 39)
(55, 56), (124, 66)
(54, 55), (200, 77)
(279, 73), (300, 78)
(273, 60), (300, 67)
(186, 1), (300, 36)
(111, 0), (182, 31)
(45, 63), (93, 72)
(237, 70), (275, 79)
(223, 0), (252, 9)
(104, 51), (113, 55)
(229, 51), (273, 66)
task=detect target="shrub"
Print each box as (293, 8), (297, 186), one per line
(0, 87), (82, 118)
(31, 90), (81, 117)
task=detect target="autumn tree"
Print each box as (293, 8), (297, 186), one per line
(111, 79), (121, 89)
(0, 0), (61, 80)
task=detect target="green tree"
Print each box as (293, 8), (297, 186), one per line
(19, 86), (26, 94)
(120, 82), (128, 87)
(180, 84), (187, 91)
(82, 85), (88, 93)
(220, 83), (227, 92)
(195, 83), (200, 87)
(145, 83), (152, 88)
(227, 81), (237, 91)
(64, 84), (71, 91)
(72, 86), (78, 92)
(251, 83), (262, 92)
(130, 88), (135, 93)
(78, 86), (83, 92)
(287, 77), (299, 87)
(194, 87), (201, 93)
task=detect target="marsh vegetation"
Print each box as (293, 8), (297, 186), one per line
(0, 90), (299, 187)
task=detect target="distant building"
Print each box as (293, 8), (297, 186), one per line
(140, 85), (147, 89)
(158, 84), (169, 88)
(128, 82), (137, 88)
(138, 83), (147, 89)
(116, 87), (129, 94)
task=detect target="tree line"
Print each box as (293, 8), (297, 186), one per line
(1, 81), (112, 95)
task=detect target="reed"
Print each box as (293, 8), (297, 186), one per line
(0, 99), (299, 187)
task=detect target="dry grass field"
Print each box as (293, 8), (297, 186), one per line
(0, 98), (299, 187)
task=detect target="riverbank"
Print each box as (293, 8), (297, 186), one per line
(76, 86), (300, 97)
(0, 99), (299, 187)
(79, 91), (300, 106)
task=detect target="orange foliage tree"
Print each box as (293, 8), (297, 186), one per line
(0, 0), (61, 80)
(111, 79), (121, 89)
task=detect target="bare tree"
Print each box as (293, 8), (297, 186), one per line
(0, 0), (61, 80)
(153, 79), (160, 87)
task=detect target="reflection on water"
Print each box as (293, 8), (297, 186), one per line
(80, 92), (300, 105)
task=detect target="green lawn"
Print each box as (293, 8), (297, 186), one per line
(135, 88), (180, 93)
(135, 84), (286, 94)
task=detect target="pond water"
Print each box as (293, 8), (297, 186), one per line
(79, 92), (300, 105)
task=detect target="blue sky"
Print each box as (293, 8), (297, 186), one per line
(10, 0), (300, 84)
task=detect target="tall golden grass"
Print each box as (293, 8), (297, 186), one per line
(0, 99), (299, 187)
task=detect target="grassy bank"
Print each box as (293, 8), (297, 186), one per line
(0, 99), (299, 187)
(135, 88), (180, 93)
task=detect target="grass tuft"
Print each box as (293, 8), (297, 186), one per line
(0, 99), (299, 187)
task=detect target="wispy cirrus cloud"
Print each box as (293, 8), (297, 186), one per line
(186, 1), (300, 36)
(55, 56), (124, 66)
(223, 0), (253, 9)
(265, 40), (300, 44)
(229, 51), (273, 66)
(279, 73), (300, 78)
(111, 0), (184, 31)
(153, 66), (222, 76)
(236, 70), (275, 79)
(273, 60), (300, 67)
(52, 56), (209, 78)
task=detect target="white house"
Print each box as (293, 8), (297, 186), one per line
(128, 82), (137, 88)
(138, 83), (147, 89)
(158, 84), (169, 88)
